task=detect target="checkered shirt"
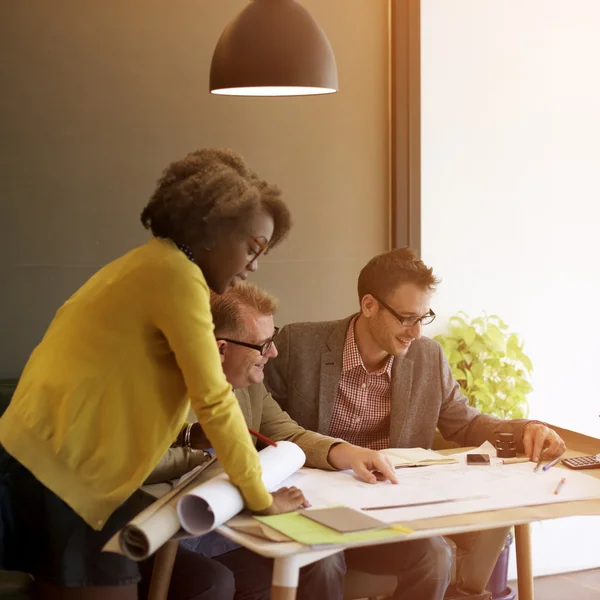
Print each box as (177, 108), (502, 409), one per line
(328, 317), (394, 450)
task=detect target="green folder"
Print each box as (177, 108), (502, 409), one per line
(255, 511), (411, 546)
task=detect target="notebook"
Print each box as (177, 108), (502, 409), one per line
(299, 506), (388, 533)
(382, 447), (458, 468)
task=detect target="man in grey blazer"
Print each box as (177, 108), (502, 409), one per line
(264, 248), (566, 599)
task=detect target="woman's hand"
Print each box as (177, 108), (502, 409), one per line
(254, 486), (311, 516)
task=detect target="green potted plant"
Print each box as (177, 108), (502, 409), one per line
(434, 312), (532, 419)
(434, 312), (534, 600)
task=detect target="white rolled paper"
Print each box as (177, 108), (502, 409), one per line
(110, 440), (306, 560)
(178, 440), (306, 535)
(119, 504), (181, 560)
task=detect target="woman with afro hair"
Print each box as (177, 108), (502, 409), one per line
(0, 149), (307, 600)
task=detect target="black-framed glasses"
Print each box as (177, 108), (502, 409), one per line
(219, 327), (280, 356)
(372, 295), (436, 327)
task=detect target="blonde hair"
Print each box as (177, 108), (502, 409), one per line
(357, 248), (440, 301)
(211, 282), (279, 338)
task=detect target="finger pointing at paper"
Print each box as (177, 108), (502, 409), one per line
(522, 422), (566, 462)
(327, 443), (399, 484)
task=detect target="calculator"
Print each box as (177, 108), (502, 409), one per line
(562, 455), (600, 470)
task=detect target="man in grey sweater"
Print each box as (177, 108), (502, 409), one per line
(264, 248), (566, 599)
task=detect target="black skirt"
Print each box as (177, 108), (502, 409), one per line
(0, 445), (155, 587)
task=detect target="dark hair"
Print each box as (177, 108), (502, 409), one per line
(357, 248), (440, 301)
(141, 148), (291, 250)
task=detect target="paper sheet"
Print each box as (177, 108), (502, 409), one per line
(103, 441), (305, 560)
(279, 442), (600, 524)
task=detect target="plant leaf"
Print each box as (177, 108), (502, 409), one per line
(450, 349), (463, 365)
(465, 369), (474, 388)
(463, 327), (476, 347)
(452, 368), (467, 381)
(490, 314), (509, 329)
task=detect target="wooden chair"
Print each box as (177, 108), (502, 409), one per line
(147, 540), (179, 600)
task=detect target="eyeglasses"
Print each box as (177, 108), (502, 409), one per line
(218, 327), (279, 356)
(247, 236), (269, 267)
(372, 295), (436, 327)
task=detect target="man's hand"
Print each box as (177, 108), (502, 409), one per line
(254, 487), (311, 515)
(327, 443), (398, 484)
(523, 422), (566, 462)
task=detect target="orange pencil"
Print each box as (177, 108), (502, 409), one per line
(554, 477), (566, 495)
(249, 427), (278, 447)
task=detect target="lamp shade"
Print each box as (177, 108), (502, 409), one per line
(210, 0), (338, 96)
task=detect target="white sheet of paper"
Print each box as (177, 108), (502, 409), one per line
(280, 442), (600, 523)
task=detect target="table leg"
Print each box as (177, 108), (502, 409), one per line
(514, 523), (534, 600)
(271, 586), (298, 600)
(271, 555), (300, 600)
(148, 539), (179, 600)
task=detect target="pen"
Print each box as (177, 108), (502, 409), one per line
(502, 457), (530, 464)
(533, 457), (544, 472)
(554, 477), (566, 495)
(248, 427), (278, 447)
(542, 456), (562, 472)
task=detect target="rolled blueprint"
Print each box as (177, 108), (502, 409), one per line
(178, 440), (306, 535)
(106, 441), (305, 560)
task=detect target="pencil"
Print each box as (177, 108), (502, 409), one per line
(554, 477), (566, 495)
(362, 495), (488, 511)
(249, 427), (278, 447)
(502, 457), (530, 464)
(542, 456), (562, 472)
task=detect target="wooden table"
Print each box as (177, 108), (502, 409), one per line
(214, 432), (600, 600)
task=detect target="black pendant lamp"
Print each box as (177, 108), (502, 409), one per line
(210, 0), (338, 96)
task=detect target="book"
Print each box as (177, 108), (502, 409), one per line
(382, 447), (458, 468)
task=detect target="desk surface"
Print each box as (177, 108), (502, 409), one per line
(216, 444), (600, 559)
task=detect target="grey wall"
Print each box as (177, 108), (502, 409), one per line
(0, 1), (389, 377)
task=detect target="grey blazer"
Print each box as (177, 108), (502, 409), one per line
(264, 316), (529, 450)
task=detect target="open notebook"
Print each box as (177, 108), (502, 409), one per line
(383, 447), (458, 468)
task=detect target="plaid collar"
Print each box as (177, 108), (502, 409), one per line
(342, 316), (394, 377)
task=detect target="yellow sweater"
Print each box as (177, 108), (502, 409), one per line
(0, 238), (272, 529)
